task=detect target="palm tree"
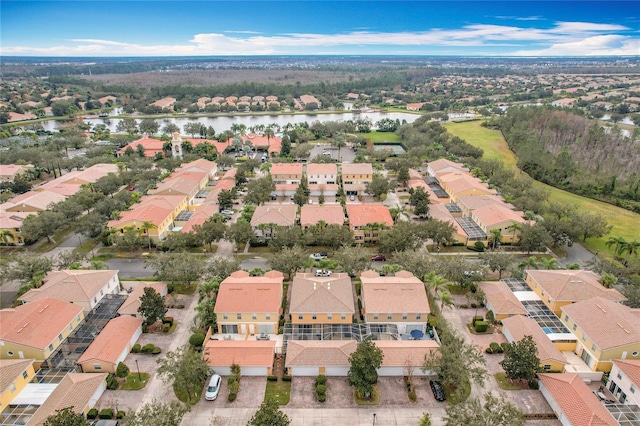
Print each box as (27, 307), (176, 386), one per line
(388, 207), (409, 224)
(424, 271), (448, 299)
(507, 222), (522, 248)
(605, 235), (627, 257)
(263, 127), (275, 146)
(439, 290), (454, 311)
(332, 133), (347, 161)
(519, 256), (539, 270)
(138, 221), (157, 250)
(621, 239), (640, 263)
(538, 257), (559, 270)
(489, 228), (502, 250)
(1, 230), (15, 246)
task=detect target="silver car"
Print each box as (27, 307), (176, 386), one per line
(205, 374), (222, 401)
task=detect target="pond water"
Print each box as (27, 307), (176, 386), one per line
(40, 111), (421, 133)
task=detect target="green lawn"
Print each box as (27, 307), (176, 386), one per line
(121, 372), (150, 390)
(366, 131), (401, 143)
(494, 373), (528, 390)
(445, 120), (640, 256)
(264, 380), (291, 405)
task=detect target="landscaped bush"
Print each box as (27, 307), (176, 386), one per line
(474, 321), (489, 333)
(500, 342), (511, 352)
(227, 376), (239, 402)
(485, 347), (494, 354)
(227, 392), (237, 402)
(116, 411), (126, 419)
(106, 373), (118, 390)
(163, 316), (174, 326)
(115, 362), (130, 378)
(459, 304), (469, 309)
(141, 343), (155, 353)
(87, 409), (98, 420)
(231, 362), (242, 381)
(141, 324), (148, 333)
(131, 343), (141, 353)
(163, 324), (170, 333)
(189, 333), (205, 348)
(473, 315), (484, 323)
(315, 375), (327, 385)
(474, 241), (486, 252)
(151, 347), (161, 355)
(408, 390), (417, 402)
(528, 379), (539, 390)
(315, 384), (326, 395)
(489, 342), (502, 353)
(486, 310), (495, 324)
(267, 375), (278, 381)
(317, 393), (327, 402)
(98, 408), (113, 419)
(282, 375), (292, 382)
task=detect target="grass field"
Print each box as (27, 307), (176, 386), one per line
(366, 131), (401, 143)
(445, 120), (640, 255)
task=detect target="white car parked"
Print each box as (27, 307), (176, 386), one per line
(205, 374), (222, 401)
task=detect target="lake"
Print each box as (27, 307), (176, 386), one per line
(40, 111), (423, 133)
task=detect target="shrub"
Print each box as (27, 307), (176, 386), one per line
(474, 241), (485, 252)
(528, 379), (539, 389)
(486, 310), (495, 324)
(141, 343), (155, 353)
(115, 362), (130, 378)
(474, 321), (489, 333)
(189, 333), (205, 348)
(317, 393), (326, 402)
(489, 342), (501, 353)
(167, 284), (175, 293)
(99, 408), (113, 419)
(409, 390), (417, 402)
(228, 392), (237, 402)
(267, 375), (278, 381)
(87, 409), (98, 420)
(175, 304), (185, 309)
(470, 303), (477, 308)
(473, 315), (484, 323)
(231, 362), (242, 381)
(141, 324), (148, 333)
(282, 375), (292, 382)
(151, 347), (161, 355)
(315, 375), (327, 386)
(116, 411), (126, 419)
(485, 347), (494, 354)
(131, 343), (141, 353)
(163, 324), (170, 333)
(106, 373), (118, 390)
(163, 316), (174, 326)
(316, 384), (326, 395)
(500, 342), (511, 352)
(459, 304), (469, 309)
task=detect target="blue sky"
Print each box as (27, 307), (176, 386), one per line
(1, 1), (638, 56)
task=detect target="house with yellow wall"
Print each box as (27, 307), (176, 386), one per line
(290, 272), (355, 335)
(0, 298), (84, 369)
(360, 270), (430, 335)
(214, 270), (284, 337)
(525, 270), (626, 316)
(341, 162), (373, 196)
(478, 281), (528, 320)
(345, 204), (393, 243)
(502, 315), (567, 372)
(0, 359), (36, 412)
(0, 211), (29, 245)
(561, 297), (640, 372)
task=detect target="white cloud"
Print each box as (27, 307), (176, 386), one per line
(494, 15), (546, 21)
(1, 21), (636, 56)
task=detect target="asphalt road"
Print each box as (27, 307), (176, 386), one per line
(105, 258), (155, 278)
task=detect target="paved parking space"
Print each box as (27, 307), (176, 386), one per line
(289, 376), (356, 408)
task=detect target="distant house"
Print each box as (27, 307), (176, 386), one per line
(0, 359), (36, 412)
(25, 372), (108, 426)
(345, 204), (393, 243)
(250, 204), (297, 239)
(0, 164), (34, 182)
(307, 163), (338, 197)
(538, 373), (617, 426)
(204, 340), (275, 376)
(478, 281), (527, 319)
(299, 204), (345, 229)
(560, 297), (640, 372)
(360, 270), (430, 334)
(375, 340), (439, 376)
(271, 163), (303, 197)
(609, 359), (640, 405)
(77, 316), (143, 373)
(341, 163), (373, 196)
(286, 340), (355, 376)
(0, 298), (85, 368)
(7, 112), (37, 123)
(214, 270), (284, 336)
(405, 103), (424, 111)
(502, 316), (567, 372)
(525, 270), (626, 316)
(149, 97), (176, 110)
(117, 134), (166, 158)
(299, 95), (321, 110)
(19, 270), (120, 313)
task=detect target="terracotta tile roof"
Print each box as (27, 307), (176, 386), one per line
(341, 163), (373, 176)
(472, 203), (527, 227)
(307, 163), (338, 176)
(0, 359), (35, 393)
(538, 373), (617, 426)
(285, 340), (356, 367)
(180, 204), (220, 233)
(478, 281), (527, 316)
(0, 298), (83, 351)
(117, 281), (168, 316)
(361, 271), (429, 314)
(440, 173), (496, 196)
(561, 297), (640, 351)
(19, 270), (118, 306)
(300, 204), (345, 227)
(457, 195), (510, 211)
(77, 316), (142, 365)
(59, 163), (119, 184)
(108, 203), (173, 228)
(250, 204), (297, 227)
(204, 340), (275, 367)
(527, 270), (626, 303)
(427, 159), (467, 174)
(502, 316), (566, 364)
(175, 158), (217, 175)
(36, 182), (83, 197)
(150, 97), (176, 108)
(346, 204), (393, 228)
(26, 373), (107, 426)
(117, 135), (165, 156)
(6, 191), (67, 211)
(612, 359), (640, 386)
(271, 163), (303, 176)
(7, 112), (37, 122)
(215, 272), (284, 314)
(149, 177), (200, 196)
(408, 169), (423, 180)
(0, 211), (29, 229)
(428, 204), (467, 236)
(290, 273), (355, 314)
(0, 164), (33, 179)
(374, 341), (440, 367)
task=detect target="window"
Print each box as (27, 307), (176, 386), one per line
(48, 344), (53, 351)
(564, 315), (569, 321)
(631, 385), (636, 394)
(373, 314), (379, 320)
(236, 313), (242, 320)
(327, 314), (332, 320)
(402, 314), (408, 320)
(341, 315), (346, 320)
(9, 384), (15, 393)
(7, 351), (14, 357)
(252, 314), (257, 320)
(617, 372), (623, 380)
(265, 314), (271, 321)
(312, 314), (317, 320)
(22, 371), (28, 379)
(68, 324), (72, 331)
(543, 364), (551, 371)
(572, 324), (577, 331)
(93, 364), (102, 370)
(633, 351), (639, 357)
(582, 333), (586, 341)
(223, 314), (228, 320)
(58, 334), (63, 342)
(591, 343), (596, 351)
(416, 313), (421, 320)
(298, 315), (303, 320)
(387, 314), (392, 320)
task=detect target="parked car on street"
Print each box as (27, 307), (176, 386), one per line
(371, 254), (386, 261)
(220, 210), (234, 216)
(205, 374), (222, 401)
(430, 380), (446, 401)
(309, 252), (328, 260)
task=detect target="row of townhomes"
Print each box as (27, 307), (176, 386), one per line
(478, 268), (640, 425)
(0, 268), (169, 425)
(204, 269), (440, 377)
(0, 163), (118, 245)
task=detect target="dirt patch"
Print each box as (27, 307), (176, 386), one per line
(288, 376), (357, 408)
